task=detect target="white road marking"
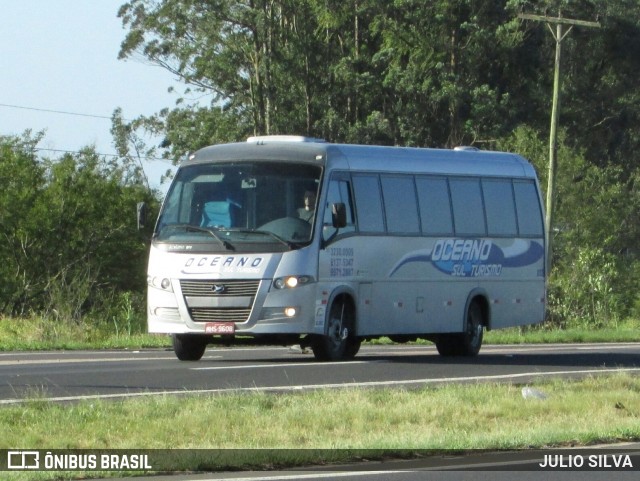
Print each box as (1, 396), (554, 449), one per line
(576, 344), (640, 350)
(191, 360), (370, 370)
(190, 472), (405, 481)
(0, 356), (178, 366)
(1, 366), (639, 406)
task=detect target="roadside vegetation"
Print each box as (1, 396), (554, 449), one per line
(1, 314), (639, 352)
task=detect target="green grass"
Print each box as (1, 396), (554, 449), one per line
(0, 315), (169, 351)
(484, 318), (640, 344)
(2, 316), (640, 352)
(1, 374), (640, 479)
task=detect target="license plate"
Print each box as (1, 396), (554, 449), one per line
(204, 322), (235, 334)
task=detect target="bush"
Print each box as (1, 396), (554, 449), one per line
(0, 134), (158, 324)
(548, 247), (624, 327)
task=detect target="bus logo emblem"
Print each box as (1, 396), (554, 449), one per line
(212, 284), (226, 294)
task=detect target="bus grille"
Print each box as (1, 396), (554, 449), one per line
(180, 279), (260, 324)
(180, 279), (260, 297)
(189, 308), (253, 323)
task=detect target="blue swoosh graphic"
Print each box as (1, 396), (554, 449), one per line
(389, 240), (544, 277)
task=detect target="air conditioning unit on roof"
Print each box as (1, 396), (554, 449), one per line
(247, 135), (326, 143)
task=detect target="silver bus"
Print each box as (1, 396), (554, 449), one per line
(145, 136), (546, 361)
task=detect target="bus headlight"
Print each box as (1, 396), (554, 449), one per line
(273, 275), (314, 289)
(147, 276), (174, 292)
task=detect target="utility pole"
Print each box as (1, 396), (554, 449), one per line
(518, 13), (600, 275)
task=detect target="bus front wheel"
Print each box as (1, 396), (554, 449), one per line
(311, 298), (361, 361)
(172, 334), (208, 361)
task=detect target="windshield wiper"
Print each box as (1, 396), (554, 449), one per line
(229, 228), (295, 249)
(162, 224), (298, 250)
(254, 230), (297, 249)
(171, 224), (235, 250)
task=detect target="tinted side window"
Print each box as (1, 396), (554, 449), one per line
(381, 175), (420, 233)
(482, 179), (517, 236)
(416, 177), (454, 235)
(514, 181), (544, 236)
(450, 178), (486, 236)
(352, 174), (385, 232)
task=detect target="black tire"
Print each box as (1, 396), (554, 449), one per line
(434, 333), (460, 356)
(172, 334), (208, 361)
(460, 302), (484, 356)
(311, 298), (361, 361)
(435, 301), (484, 357)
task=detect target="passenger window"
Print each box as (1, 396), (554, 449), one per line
(450, 178), (486, 236)
(514, 181), (544, 236)
(381, 176), (420, 233)
(483, 179), (517, 236)
(352, 174), (385, 233)
(416, 177), (454, 235)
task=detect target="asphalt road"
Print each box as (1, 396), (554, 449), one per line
(1, 342), (639, 404)
(103, 448), (640, 481)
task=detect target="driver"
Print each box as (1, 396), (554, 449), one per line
(297, 190), (316, 222)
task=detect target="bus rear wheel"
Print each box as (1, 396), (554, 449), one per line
(435, 301), (484, 357)
(172, 334), (208, 361)
(311, 298), (361, 361)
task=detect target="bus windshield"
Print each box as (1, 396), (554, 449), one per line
(155, 161), (322, 251)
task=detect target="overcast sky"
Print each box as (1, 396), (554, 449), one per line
(0, 0), (180, 189)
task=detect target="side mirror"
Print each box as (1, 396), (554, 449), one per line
(331, 202), (347, 228)
(137, 202), (148, 230)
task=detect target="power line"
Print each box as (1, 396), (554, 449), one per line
(0, 102), (175, 163)
(0, 102), (132, 121)
(1, 103), (179, 170)
(34, 147), (175, 164)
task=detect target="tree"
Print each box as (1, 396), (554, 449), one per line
(0, 134), (157, 319)
(116, 0), (389, 146)
(118, 0), (310, 136)
(499, 125), (640, 323)
(116, 0), (558, 149)
(0, 132), (46, 314)
(373, 0), (518, 146)
(558, 0), (640, 171)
